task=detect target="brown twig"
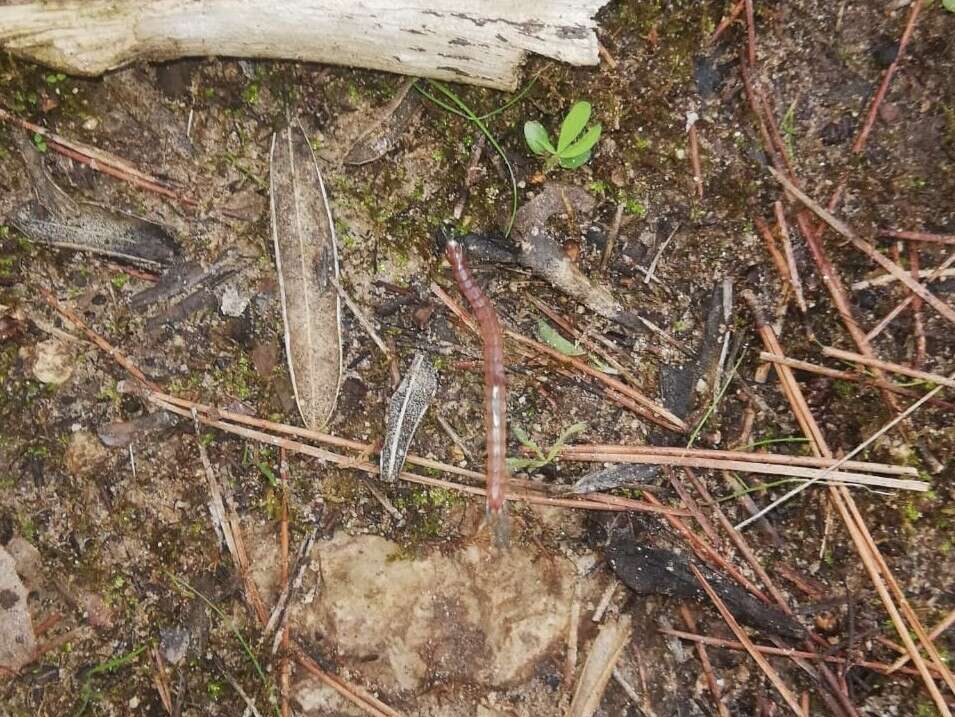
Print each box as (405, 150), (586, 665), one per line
(755, 217), (794, 300)
(774, 202), (807, 313)
(851, 0), (923, 153)
(865, 249), (955, 341)
(642, 491), (770, 603)
(681, 606), (731, 717)
(756, 352), (955, 411)
(153, 393), (687, 516)
(691, 565), (806, 716)
(821, 346), (955, 391)
(709, 1), (745, 44)
(743, 0), (757, 67)
(293, 646), (403, 717)
(659, 628), (939, 678)
(561, 444), (917, 476)
(39, 287), (162, 391)
(887, 607), (955, 673)
(771, 167), (955, 328)
(878, 229), (955, 245)
(746, 307), (953, 715)
(908, 243), (927, 370)
(688, 119), (704, 199)
(151, 647), (174, 716)
(278, 448), (291, 717)
(600, 203), (626, 271)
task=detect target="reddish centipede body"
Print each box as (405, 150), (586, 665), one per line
(445, 237), (509, 545)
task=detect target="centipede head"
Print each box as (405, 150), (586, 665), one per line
(433, 222), (459, 256)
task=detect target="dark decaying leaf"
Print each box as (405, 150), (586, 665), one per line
(130, 252), (240, 311)
(97, 410), (181, 448)
(570, 463), (661, 494)
(343, 78), (422, 165)
(574, 282), (729, 493)
(380, 351), (438, 482)
(9, 139), (179, 269)
(607, 535), (805, 639)
(269, 123), (343, 430)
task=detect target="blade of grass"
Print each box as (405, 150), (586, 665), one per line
(418, 80), (519, 235)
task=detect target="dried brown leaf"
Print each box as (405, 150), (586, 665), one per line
(269, 123), (343, 429)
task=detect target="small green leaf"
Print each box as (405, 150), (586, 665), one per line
(559, 123), (602, 159)
(944, 0), (955, 12)
(591, 358), (620, 375)
(558, 101), (592, 152)
(558, 150), (592, 170)
(524, 121), (555, 156)
(511, 424), (545, 460)
(536, 319), (584, 356)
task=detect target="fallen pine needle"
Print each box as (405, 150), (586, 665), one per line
(691, 565), (806, 716)
(822, 346), (955, 391)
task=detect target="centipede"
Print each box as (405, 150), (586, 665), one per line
(445, 237), (509, 546)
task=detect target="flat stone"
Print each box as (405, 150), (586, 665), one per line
(28, 338), (74, 384)
(0, 545), (36, 672)
(65, 430), (109, 478)
(290, 532), (574, 696)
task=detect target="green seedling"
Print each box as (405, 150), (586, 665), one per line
(509, 421), (586, 472)
(524, 101), (602, 171)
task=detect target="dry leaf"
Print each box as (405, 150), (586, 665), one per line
(343, 78), (422, 165)
(269, 123), (342, 429)
(567, 614), (632, 717)
(380, 351), (438, 481)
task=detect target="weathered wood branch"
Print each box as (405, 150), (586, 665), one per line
(0, 0), (609, 89)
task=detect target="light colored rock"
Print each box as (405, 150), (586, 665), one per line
(0, 544), (36, 672)
(291, 532), (574, 697)
(4, 537), (42, 594)
(29, 338), (74, 384)
(65, 430), (109, 477)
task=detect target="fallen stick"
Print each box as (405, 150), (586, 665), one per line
(0, 0), (608, 91)
(680, 607), (731, 717)
(659, 628), (938, 678)
(887, 607), (955, 673)
(864, 249), (955, 341)
(878, 229), (955, 246)
(770, 167), (955, 328)
(568, 453), (925, 492)
(822, 346), (955, 390)
(851, 0), (923, 153)
(851, 266), (955, 290)
(150, 393), (689, 516)
(562, 444), (917, 476)
(774, 201), (807, 313)
(709, 0), (745, 44)
(692, 565), (806, 717)
(757, 352), (955, 411)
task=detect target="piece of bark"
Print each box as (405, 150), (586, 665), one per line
(0, 0), (609, 91)
(9, 138), (179, 270)
(567, 614), (632, 717)
(380, 352), (438, 482)
(97, 410), (181, 448)
(269, 123), (342, 430)
(607, 537), (804, 640)
(130, 253), (240, 311)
